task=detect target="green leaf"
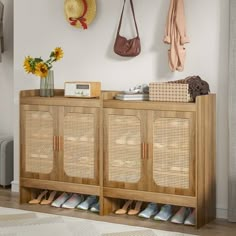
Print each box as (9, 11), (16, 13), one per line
(34, 58), (43, 63)
(50, 52), (55, 58)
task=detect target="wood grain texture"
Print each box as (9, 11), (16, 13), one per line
(2, 188), (229, 235)
(20, 92), (102, 205)
(20, 105), (59, 181)
(103, 187), (196, 208)
(20, 178), (100, 196)
(147, 110), (196, 196)
(196, 94), (216, 227)
(20, 89), (64, 97)
(103, 108), (147, 191)
(103, 100), (196, 112)
(19, 90), (216, 229)
(99, 96), (104, 216)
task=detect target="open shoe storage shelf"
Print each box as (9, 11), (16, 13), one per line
(19, 89), (216, 228)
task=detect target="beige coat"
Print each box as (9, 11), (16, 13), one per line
(164, 0), (189, 72)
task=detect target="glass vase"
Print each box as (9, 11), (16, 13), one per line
(40, 70), (54, 97)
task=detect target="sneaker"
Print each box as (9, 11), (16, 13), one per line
(77, 195), (97, 210)
(170, 207), (191, 224)
(184, 209), (196, 226)
(90, 201), (100, 213)
(62, 194), (84, 209)
(154, 204), (172, 221)
(51, 192), (70, 208)
(138, 202), (158, 219)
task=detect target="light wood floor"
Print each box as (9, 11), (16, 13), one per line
(0, 187), (235, 236)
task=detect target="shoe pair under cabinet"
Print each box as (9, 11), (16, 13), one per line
(28, 190), (99, 212)
(27, 188), (194, 225)
(19, 90), (216, 229)
(115, 200), (195, 226)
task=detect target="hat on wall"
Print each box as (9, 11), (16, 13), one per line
(64, 0), (96, 29)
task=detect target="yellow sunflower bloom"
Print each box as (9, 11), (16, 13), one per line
(23, 56), (33, 74)
(23, 47), (63, 79)
(34, 62), (49, 78)
(54, 47), (64, 61)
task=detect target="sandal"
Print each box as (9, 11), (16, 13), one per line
(40, 191), (57, 205)
(128, 201), (143, 215)
(28, 190), (48, 204)
(115, 200), (133, 215)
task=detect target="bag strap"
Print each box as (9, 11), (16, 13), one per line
(117, 0), (139, 37)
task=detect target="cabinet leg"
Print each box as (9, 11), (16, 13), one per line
(20, 187), (35, 204)
(103, 197), (121, 215)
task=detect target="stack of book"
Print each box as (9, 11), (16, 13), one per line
(115, 93), (149, 101)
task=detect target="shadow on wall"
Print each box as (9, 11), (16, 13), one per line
(0, 0), (14, 136)
(105, 0), (140, 62)
(0, 0), (4, 62)
(104, 0), (174, 77)
(216, 0), (229, 219)
(152, 0), (171, 79)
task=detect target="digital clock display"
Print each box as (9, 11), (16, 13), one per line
(76, 84), (89, 89)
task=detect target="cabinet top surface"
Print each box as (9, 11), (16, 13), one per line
(20, 90), (215, 111)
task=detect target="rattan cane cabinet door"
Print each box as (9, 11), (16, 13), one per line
(21, 105), (58, 180)
(104, 108), (147, 190)
(148, 111), (195, 196)
(61, 107), (99, 185)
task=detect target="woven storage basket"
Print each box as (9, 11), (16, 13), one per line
(149, 82), (192, 102)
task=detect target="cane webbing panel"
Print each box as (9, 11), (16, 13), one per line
(153, 118), (190, 189)
(64, 112), (95, 179)
(108, 115), (141, 183)
(149, 83), (191, 102)
(25, 111), (53, 174)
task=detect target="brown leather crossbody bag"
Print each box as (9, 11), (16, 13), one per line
(114, 0), (141, 57)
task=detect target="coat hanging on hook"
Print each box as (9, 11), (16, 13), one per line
(164, 0), (189, 72)
(0, 0), (4, 62)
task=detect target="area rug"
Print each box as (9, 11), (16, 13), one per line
(102, 230), (157, 236)
(0, 207), (197, 236)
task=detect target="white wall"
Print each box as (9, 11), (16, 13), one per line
(14, 0), (229, 218)
(0, 0), (13, 135)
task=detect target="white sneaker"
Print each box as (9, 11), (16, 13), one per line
(51, 192), (70, 208)
(154, 204), (172, 221)
(184, 209), (196, 226)
(77, 195), (97, 210)
(138, 203), (158, 219)
(90, 201), (100, 213)
(170, 207), (191, 224)
(62, 194), (84, 209)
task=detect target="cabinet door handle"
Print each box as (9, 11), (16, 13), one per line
(145, 143), (148, 160)
(53, 136), (57, 151)
(56, 136), (59, 152)
(58, 136), (64, 151)
(141, 142), (145, 159)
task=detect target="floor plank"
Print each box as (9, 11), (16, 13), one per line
(0, 188), (235, 235)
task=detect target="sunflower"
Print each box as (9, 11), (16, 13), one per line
(23, 47), (63, 78)
(23, 56), (34, 74)
(34, 62), (49, 78)
(53, 47), (64, 61)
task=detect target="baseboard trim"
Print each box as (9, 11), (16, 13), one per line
(11, 180), (19, 192)
(216, 208), (228, 219)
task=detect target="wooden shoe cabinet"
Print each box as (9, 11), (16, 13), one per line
(20, 90), (101, 204)
(19, 89), (216, 228)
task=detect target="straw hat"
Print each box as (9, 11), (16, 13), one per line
(64, 0), (96, 29)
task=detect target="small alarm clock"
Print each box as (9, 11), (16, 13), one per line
(64, 81), (101, 98)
